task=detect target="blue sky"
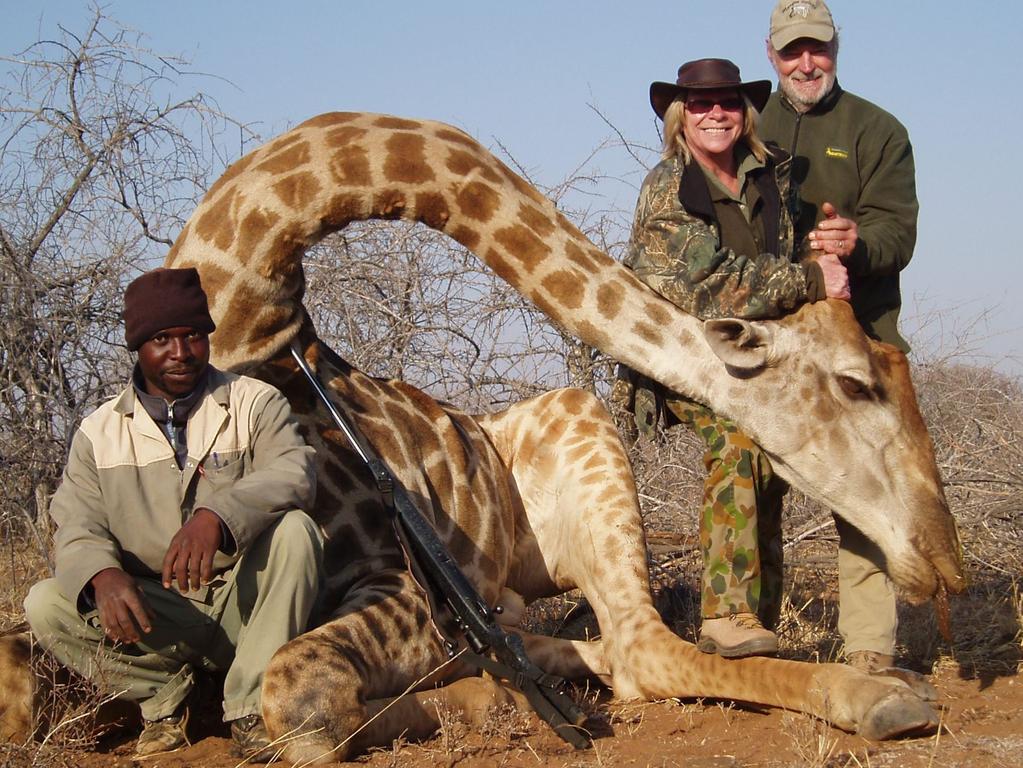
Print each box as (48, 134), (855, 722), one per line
(4, 1), (1021, 375)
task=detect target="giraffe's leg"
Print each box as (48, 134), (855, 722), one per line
(261, 571), (475, 764)
(0, 633), (36, 743)
(484, 388), (938, 739)
(345, 676), (528, 755)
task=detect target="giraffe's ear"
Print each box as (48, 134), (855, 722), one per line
(702, 318), (773, 373)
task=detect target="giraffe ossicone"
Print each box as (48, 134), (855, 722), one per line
(0, 112), (964, 761)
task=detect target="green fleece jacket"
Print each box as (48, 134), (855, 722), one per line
(50, 366), (317, 610)
(760, 83), (918, 351)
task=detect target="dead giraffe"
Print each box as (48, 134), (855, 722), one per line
(1, 112), (965, 761)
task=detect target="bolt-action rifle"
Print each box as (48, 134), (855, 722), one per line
(290, 341), (590, 749)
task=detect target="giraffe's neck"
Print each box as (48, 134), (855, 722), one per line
(165, 112), (968, 607)
(167, 112), (727, 413)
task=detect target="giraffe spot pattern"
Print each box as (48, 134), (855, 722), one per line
(449, 224), (482, 251)
(444, 149), (503, 185)
(455, 180), (501, 222)
(325, 193), (368, 228)
(642, 301), (673, 328)
(383, 133), (435, 184)
(235, 208), (282, 268)
(215, 279), (273, 353)
(328, 145), (373, 187)
(434, 127), (482, 150)
(372, 115), (424, 131)
(256, 140), (313, 176)
(556, 389), (588, 415)
(579, 471), (607, 487)
(273, 171), (323, 210)
(299, 111), (361, 129)
(267, 222), (310, 278)
(517, 202), (556, 238)
(631, 321), (664, 346)
(324, 125), (369, 148)
(596, 281), (625, 321)
(493, 224), (550, 273)
(243, 305), (293, 355)
(574, 320), (611, 352)
(541, 269), (585, 310)
(373, 189), (410, 220)
(564, 241), (599, 272)
(415, 192), (451, 230)
(194, 189), (239, 251)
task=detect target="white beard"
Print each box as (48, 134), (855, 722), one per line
(780, 68), (837, 111)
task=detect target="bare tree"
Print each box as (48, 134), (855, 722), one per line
(0, 7), (251, 545)
(305, 221), (600, 413)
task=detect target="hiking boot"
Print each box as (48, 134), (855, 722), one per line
(134, 702), (192, 757)
(231, 714), (276, 763)
(846, 650), (895, 674)
(698, 613), (779, 658)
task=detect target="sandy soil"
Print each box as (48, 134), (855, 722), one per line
(54, 662), (1021, 768)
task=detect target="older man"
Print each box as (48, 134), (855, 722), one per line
(759, 0), (919, 672)
(24, 268), (322, 760)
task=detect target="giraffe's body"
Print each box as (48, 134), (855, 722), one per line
(2, 112), (964, 760)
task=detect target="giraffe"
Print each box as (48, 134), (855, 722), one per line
(0, 111), (964, 760)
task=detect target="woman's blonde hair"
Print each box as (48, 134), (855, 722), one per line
(661, 92), (769, 165)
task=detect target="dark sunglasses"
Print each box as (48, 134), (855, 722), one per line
(685, 96), (744, 113)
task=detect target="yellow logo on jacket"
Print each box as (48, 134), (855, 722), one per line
(825, 146), (849, 159)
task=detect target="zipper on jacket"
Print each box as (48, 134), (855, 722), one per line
(786, 107), (804, 225)
(790, 111), (802, 158)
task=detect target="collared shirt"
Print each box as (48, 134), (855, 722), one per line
(698, 146), (769, 259)
(132, 366), (209, 469)
(700, 146), (766, 218)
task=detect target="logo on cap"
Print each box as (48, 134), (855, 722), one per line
(787, 2), (814, 19)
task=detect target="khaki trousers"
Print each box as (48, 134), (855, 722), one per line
(835, 516), (898, 656)
(25, 509), (323, 722)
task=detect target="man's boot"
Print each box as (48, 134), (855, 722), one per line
(698, 612), (779, 658)
(845, 650), (895, 673)
(134, 699), (192, 757)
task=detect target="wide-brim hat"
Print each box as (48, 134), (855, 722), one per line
(649, 58), (772, 120)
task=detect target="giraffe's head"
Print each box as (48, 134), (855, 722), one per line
(701, 299), (966, 605)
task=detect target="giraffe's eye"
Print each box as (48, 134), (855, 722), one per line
(837, 375), (871, 400)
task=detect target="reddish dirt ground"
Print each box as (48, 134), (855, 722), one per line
(56, 663), (1021, 768)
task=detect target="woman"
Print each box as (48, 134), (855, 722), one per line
(623, 58), (849, 658)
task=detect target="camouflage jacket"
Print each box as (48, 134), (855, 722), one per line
(624, 150), (821, 320)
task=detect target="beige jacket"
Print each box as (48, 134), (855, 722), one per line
(50, 367), (316, 609)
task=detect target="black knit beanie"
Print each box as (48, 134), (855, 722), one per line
(123, 268), (216, 351)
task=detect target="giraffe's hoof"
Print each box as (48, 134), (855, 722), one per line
(868, 667), (938, 702)
(858, 687), (939, 740)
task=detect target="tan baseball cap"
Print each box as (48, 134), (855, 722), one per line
(769, 0), (835, 50)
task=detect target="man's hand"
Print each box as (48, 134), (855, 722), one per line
(91, 567), (154, 644)
(162, 507), (224, 592)
(808, 202), (859, 260)
(816, 252), (851, 301)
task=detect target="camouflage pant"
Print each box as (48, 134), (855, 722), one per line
(665, 397), (788, 626)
